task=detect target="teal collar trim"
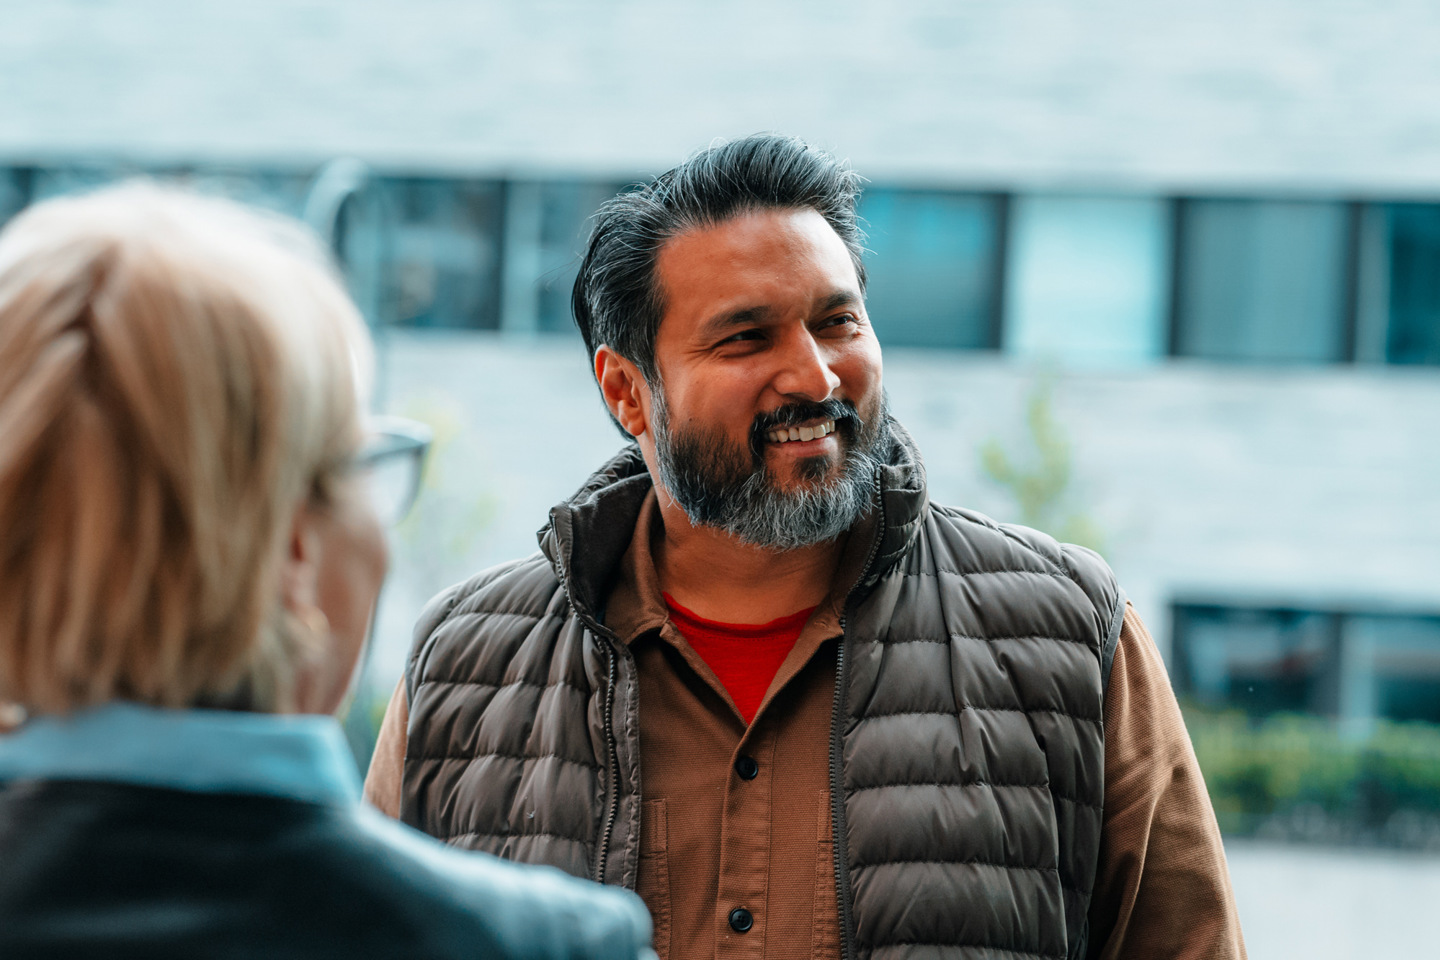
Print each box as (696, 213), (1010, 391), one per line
(0, 702), (361, 806)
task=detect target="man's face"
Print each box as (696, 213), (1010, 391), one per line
(644, 207), (886, 548)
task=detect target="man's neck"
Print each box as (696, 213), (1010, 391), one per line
(650, 491), (844, 625)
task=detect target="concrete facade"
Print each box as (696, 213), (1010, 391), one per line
(5, 1), (1440, 196)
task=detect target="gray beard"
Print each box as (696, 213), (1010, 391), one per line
(649, 389), (888, 551)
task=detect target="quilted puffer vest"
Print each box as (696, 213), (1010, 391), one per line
(402, 422), (1125, 960)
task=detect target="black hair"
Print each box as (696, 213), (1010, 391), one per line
(572, 134), (866, 390)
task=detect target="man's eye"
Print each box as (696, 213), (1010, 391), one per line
(822, 313), (857, 329)
(721, 329), (764, 344)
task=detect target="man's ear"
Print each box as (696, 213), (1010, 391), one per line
(594, 345), (651, 439)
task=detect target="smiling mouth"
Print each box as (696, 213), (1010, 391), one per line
(765, 419), (837, 444)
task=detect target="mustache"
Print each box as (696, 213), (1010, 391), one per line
(749, 398), (863, 454)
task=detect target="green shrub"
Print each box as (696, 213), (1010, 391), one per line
(1183, 707), (1440, 843)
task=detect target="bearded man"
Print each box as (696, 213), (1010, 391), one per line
(365, 135), (1245, 960)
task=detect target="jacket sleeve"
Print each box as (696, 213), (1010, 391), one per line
(1087, 604), (1248, 960)
(362, 677), (408, 819)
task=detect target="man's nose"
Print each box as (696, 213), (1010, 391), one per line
(771, 329), (842, 402)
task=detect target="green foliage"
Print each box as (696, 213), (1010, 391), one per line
(395, 398), (497, 566)
(1185, 707), (1440, 842)
(980, 377), (1105, 553)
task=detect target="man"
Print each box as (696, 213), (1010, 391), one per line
(366, 135), (1246, 960)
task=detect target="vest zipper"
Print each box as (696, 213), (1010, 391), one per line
(553, 560), (627, 888)
(831, 470), (887, 960)
(595, 646), (620, 885)
(829, 626), (855, 960)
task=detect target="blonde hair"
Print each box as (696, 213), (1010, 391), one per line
(0, 183), (373, 714)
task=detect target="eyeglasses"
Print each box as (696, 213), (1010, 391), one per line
(350, 416), (433, 527)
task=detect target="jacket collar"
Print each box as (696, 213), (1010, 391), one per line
(0, 702), (362, 806)
(538, 418), (929, 626)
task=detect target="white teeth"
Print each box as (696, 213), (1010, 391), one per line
(767, 419), (837, 444)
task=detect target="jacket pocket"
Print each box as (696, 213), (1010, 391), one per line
(637, 798), (671, 959)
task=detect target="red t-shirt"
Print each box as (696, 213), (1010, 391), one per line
(663, 594), (817, 726)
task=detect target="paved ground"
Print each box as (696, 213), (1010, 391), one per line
(1226, 840), (1440, 959)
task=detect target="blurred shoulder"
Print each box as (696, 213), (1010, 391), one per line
(346, 805), (653, 960)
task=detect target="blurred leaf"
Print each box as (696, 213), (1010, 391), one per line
(980, 375), (1104, 554)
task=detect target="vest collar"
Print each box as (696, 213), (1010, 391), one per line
(539, 418), (929, 625)
(865, 418), (929, 592)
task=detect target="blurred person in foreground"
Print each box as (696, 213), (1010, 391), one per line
(0, 185), (654, 960)
(367, 136), (1246, 960)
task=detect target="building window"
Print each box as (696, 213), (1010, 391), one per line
(0, 167), (33, 227)
(500, 180), (625, 335)
(380, 178), (504, 330)
(858, 189), (1003, 350)
(1376, 203), (1440, 366)
(1171, 199), (1355, 363)
(1172, 601), (1440, 725)
(1004, 195), (1169, 365)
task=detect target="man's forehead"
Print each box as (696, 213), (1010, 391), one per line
(661, 206), (850, 263)
(655, 207), (861, 322)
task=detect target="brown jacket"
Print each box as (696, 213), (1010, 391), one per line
(368, 429), (1245, 960)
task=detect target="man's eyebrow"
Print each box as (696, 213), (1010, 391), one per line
(698, 305), (773, 338)
(814, 290), (862, 314)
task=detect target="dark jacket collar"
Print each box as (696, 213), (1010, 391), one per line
(538, 418), (928, 626)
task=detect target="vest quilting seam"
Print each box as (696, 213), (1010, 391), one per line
(443, 830), (592, 844)
(416, 678), (590, 695)
(857, 635), (1099, 650)
(861, 941), (1061, 960)
(410, 752), (601, 769)
(889, 568), (1075, 583)
(845, 781), (1102, 810)
(852, 861), (1094, 898)
(991, 525), (1067, 570)
(853, 708), (1102, 724)
(850, 858), (1059, 873)
(441, 607), (551, 623)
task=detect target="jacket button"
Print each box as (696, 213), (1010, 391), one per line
(728, 907), (754, 933)
(734, 755), (759, 780)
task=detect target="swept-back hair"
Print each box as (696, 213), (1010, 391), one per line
(572, 134), (865, 388)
